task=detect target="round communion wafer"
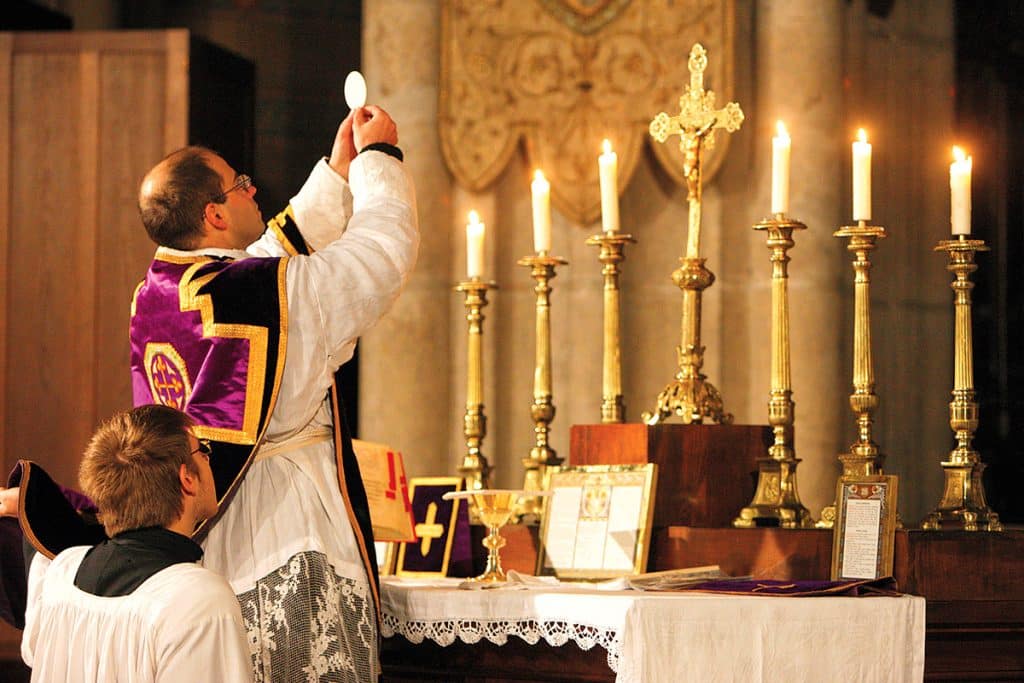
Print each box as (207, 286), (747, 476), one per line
(344, 70), (367, 110)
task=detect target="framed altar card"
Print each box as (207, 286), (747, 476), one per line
(830, 475), (899, 581)
(536, 464), (657, 580)
(396, 477), (464, 578)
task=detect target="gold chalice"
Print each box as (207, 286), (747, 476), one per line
(443, 489), (550, 583)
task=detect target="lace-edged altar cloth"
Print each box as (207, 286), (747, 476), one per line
(380, 576), (926, 682)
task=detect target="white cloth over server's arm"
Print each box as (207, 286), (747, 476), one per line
(22, 548), (252, 683)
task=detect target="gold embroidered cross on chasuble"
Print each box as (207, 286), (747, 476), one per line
(439, 0), (737, 224)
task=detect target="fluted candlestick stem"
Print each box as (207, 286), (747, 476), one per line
(455, 278), (498, 495)
(516, 255), (567, 520)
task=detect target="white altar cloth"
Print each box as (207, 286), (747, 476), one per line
(381, 577), (926, 682)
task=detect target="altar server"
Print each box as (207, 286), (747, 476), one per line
(21, 405), (251, 682)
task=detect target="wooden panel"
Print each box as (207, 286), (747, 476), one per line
(2, 30), (190, 489)
(94, 52), (170, 423)
(0, 34), (11, 482)
(570, 423), (768, 528)
(8, 51), (93, 488)
(382, 637), (615, 683)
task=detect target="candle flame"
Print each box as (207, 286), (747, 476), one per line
(602, 139), (612, 155)
(468, 210), (480, 225)
(776, 120), (788, 138)
(952, 146), (967, 163)
(857, 128), (868, 144)
(534, 169), (545, 182)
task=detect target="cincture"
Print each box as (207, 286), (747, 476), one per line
(252, 423), (333, 462)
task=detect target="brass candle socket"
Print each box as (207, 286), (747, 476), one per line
(516, 254), (568, 521)
(734, 215), (814, 528)
(818, 221), (887, 529)
(921, 237), (1001, 531)
(454, 278), (498, 496)
(585, 232), (637, 423)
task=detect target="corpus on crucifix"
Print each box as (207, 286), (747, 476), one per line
(643, 43), (744, 426)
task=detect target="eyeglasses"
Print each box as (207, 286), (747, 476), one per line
(211, 174), (253, 203)
(191, 439), (212, 459)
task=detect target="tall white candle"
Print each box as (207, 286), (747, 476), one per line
(598, 139), (619, 233)
(852, 128), (872, 222)
(466, 210), (485, 278)
(771, 120), (791, 215)
(531, 169), (552, 253)
(950, 146), (972, 235)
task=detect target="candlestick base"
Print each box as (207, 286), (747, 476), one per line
(600, 395), (626, 424)
(732, 458), (815, 528)
(921, 457), (1002, 531)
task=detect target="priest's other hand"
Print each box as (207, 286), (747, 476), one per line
(0, 486), (19, 517)
(353, 105), (398, 151)
(328, 109), (357, 180)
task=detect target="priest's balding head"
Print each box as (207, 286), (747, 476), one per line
(139, 146), (264, 251)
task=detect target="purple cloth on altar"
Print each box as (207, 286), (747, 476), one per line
(678, 576), (901, 597)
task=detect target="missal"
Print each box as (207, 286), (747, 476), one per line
(351, 440), (416, 542)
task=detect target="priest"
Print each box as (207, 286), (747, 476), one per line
(127, 103), (418, 680)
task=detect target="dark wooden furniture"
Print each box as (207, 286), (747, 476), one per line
(570, 423), (769, 528)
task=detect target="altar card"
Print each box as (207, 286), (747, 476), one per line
(396, 477), (468, 578)
(537, 464), (657, 580)
(830, 475), (898, 581)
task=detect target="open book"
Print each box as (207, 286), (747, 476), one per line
(351, 439), (416, 542)
(626, 565), (749, 590)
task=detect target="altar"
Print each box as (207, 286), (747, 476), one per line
(380, 576), (925, 682)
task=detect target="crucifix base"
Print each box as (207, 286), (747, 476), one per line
(643, 374), (733, 426)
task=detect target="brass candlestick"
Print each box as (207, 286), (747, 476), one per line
(734, 215), (814, 528)
(455, 278), (498, 493)
(643, 43), (743, 425)
(516, 253), (567, 520)
(922, 237), (1001, 531)
(818, 221), (887, 529)
(586, 231), (636, 423)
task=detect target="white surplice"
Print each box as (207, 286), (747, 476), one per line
(155, 151), (418, 681)
(22, 548), (252, 683)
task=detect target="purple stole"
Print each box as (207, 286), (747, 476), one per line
(130, 207), (380, 618)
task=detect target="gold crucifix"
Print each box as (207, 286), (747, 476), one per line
(649, 43), (744, 259)
(415, 502), (445, 556)
(643, 43), (742, 426)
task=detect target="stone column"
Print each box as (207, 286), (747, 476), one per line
(360, 0), (452, 476)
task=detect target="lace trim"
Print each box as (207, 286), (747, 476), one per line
(380, 614), (621, 673)
(238, 550), (377, 682)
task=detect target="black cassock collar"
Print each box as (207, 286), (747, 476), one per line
(74, 526), (203, 597)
